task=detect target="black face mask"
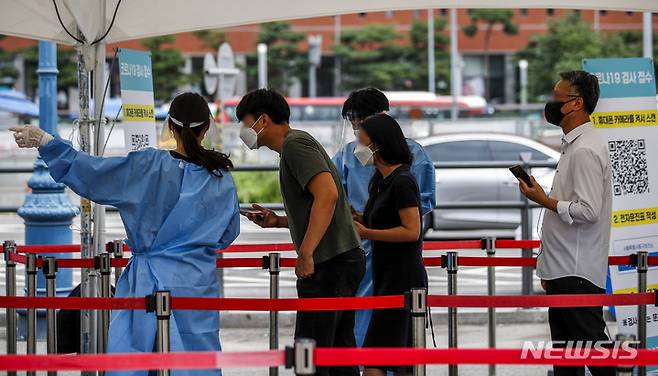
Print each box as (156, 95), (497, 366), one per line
(544, 97), (578, 126)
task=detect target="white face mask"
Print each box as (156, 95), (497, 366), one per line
(354, 142), (376, 166)
(240, 115), (264, 150)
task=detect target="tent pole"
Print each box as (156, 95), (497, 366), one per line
(76, 41), (98, 375)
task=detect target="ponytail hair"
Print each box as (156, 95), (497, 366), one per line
(167, 92), (233, 176)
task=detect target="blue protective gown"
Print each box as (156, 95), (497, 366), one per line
(332, 138), (436, 346)
(39, 138), (240, 376)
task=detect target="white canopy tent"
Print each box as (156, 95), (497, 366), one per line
(0, 0), (656, 46)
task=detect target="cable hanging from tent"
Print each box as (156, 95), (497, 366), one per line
(52, 0), (84, 44)
(91, 0), (123, 45)
(98, 47), (120, 156)
(52, 0), (123, 45)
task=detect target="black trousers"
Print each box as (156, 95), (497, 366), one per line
(295, 248), (365, 376)
(546, 276), (615, 376)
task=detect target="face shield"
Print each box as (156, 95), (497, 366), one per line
(332, 110), (362, 161)
(200, 115), (221, 150)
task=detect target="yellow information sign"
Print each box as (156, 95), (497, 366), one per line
(591, 110), (658, 128)
(612, 207), (658, 228)
(122, 104), (155, 122)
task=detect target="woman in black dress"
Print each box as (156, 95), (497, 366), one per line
(352, 113), (428, 376)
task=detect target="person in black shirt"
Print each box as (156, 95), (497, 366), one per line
(352, 114), (428, 376)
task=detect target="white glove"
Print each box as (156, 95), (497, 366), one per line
(9, 125), (54, 148)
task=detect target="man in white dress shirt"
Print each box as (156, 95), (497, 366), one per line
(517, 71), (614, 376)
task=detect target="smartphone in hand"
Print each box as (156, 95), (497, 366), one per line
(509, 165), (533, 187)
(239, 210), (264, 221)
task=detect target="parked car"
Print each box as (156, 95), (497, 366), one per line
(417, 133), (560, 239)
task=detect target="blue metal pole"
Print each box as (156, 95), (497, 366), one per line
(17, 41), (79, 339)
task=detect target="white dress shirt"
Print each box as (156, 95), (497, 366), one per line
(537, 122), (612, 289)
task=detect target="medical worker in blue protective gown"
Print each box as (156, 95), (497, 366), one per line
(10, 92), (240, 376)
(332, 88), (436, 347)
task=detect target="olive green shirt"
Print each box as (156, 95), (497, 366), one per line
(279, 129), (361, 264)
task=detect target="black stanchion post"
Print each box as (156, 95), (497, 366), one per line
(4, 240), (17, 376)
(615, 333), (636, 376)
(96, 253), (112, 354)
(263, 252), (281, 376)
(483, 237), (496, 376)
(444, 251), (458, 376)
(43, 257), (58, 376)
(150, 290), (171, 376)
(637, 251), (648, 376)
(409, 288), (427, 376)
(109, 240), (124, 286)
(519, 154), (533, 296)
(293, 338), (316, 375)
(26, 253), (37, 376)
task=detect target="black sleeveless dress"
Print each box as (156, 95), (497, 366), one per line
(362, 165), (429, 373)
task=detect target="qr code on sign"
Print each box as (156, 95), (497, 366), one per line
(608, 139), (649, 196)
(130, 134), (150, 151)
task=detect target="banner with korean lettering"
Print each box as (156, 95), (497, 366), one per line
(118, 48), (157, 152)
(584, 58), (658, 366)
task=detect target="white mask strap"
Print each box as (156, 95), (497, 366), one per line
(167, 114), (209, 128)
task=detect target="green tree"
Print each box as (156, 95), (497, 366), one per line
(246, 22), (306, 94)
(0, 35), (18, 87)
(20, 45), (77, 99)
(232, 171), (282, 203)
(141, 35), (188, 102)
(193, 29), (227, 50)
(463, 9), (519, 99)
(406, 18), (451, 94)
(516, 12), (649, 100)
(333, 24), (412, 91)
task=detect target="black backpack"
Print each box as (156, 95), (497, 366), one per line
(56, 283), (115, 353)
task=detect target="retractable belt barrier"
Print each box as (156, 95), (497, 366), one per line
(3, 238), (544, 254)
(5, 247), (656, 269)
(0, 347), (657, 372)
(0, 292), (654, 311)
(3, 238), (655, 376)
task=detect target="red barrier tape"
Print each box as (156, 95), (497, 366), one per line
(315, 348), (654, 367)
(423, 240), (482, 250)
(427, 292), (655, 308)
(220, 243), (297, 253)
(0, 292), (653, 311)
(456, 256), (537, 267)
(0, 295), (405, 311)
(3, 348), (658, 371)
(8, 239), (493, 254)
(650, 256), (658, 265)
(496, 239), (541, 249)
(6, 253), (649, 269)
(0, 296), (145, 310)
(0, 351), (284, 371)
(8, 251), (26, 264)
(171, 295), (405, 311)
(16, 244), (83, 253)
(57, 258), (94, 268)
(216, 258), (264, 268)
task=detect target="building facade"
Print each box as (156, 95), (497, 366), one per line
(0, 9), (656, 104)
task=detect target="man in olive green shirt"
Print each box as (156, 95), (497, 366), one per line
(237, 88), (364, 376)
